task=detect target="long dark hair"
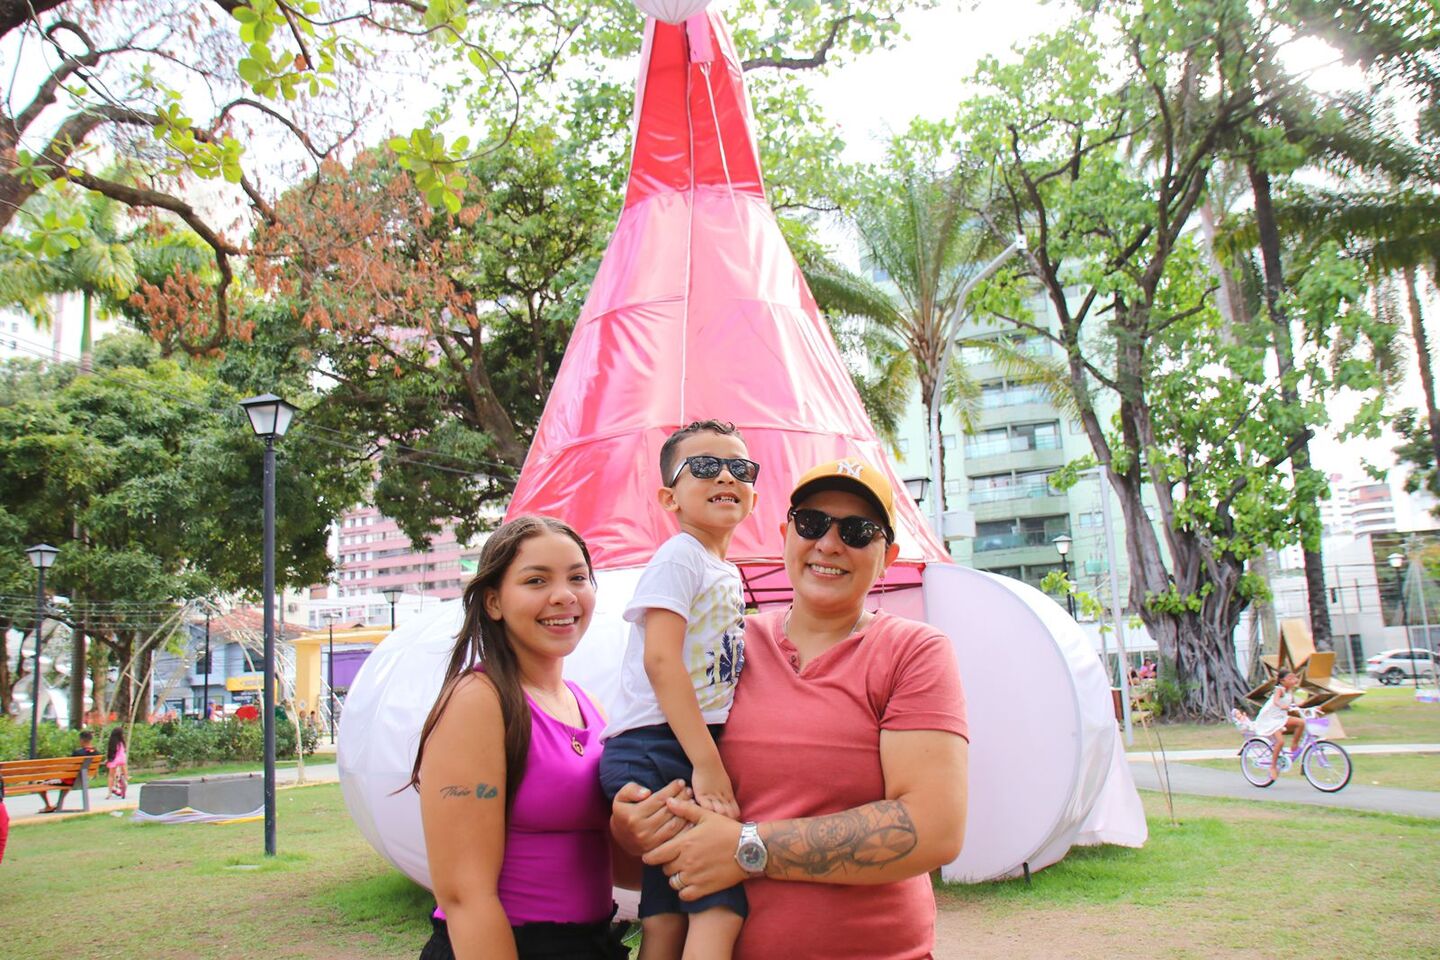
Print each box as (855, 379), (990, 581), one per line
(407, 515), (594, 811)
(106, 726), (125, 762)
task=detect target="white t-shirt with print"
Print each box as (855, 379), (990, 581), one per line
(602, 532), (746, 740)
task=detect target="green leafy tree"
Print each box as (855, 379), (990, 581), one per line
(0, 334), (364, 717)
(958, 5), (1388, 716)
(801, 129), (1031, 498)
(1, 0), (932, 352)
(0, 184), (141, 373)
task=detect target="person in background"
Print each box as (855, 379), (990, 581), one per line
(38, 729), (100, 813)
(1254, 668), (1305, 782)
(106, 727), (129, 799)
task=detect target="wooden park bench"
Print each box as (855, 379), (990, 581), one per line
(0, 754), (108, 812)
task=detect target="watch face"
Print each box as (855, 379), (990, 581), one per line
(738, 841), (765, 872)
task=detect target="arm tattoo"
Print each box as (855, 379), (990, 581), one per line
(763, 800), (918, 878)
(439, 784), (499, 800)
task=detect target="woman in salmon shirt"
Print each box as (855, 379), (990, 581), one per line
(612, 459), (970, 960)
(409, 515), (631, 959)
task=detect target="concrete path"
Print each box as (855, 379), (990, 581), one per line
(1130, 755), (1440, 818)
(6, 761), (339, 823)
(1127, 742), (1440, 761)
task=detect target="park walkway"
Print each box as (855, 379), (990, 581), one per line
(1128, 744), (1440, 818)
(6, 760), (339, 823)
(12, 746), (1438, 821)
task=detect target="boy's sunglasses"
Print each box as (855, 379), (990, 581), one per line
(787, 507), (889, 549)
(670, 456), (761, 486)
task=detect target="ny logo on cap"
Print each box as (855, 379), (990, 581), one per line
(835, 460), (864, 479)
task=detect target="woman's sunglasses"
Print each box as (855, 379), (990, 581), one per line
(670, 455), (761, 486)
(787, 507), (889, 548)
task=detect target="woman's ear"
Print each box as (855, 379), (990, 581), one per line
(882, 540), (901, 569)
(482, 587), (503, 622)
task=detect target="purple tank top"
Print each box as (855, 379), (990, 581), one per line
(435, 680), (612, 926)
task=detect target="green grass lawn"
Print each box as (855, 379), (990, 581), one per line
(7, 784), (1439, 959)
(1135, 686), (1440, 752)
(1184, 752), (1440, 792)
(128, 758), (307, 785)
(940, 793), (1440, 959)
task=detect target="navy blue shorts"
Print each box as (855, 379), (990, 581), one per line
(599, 723), (748, 920)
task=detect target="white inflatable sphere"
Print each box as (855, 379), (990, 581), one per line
(633, 0), (712, 24)
(338, 568), (643, 890)
(925, 564), (1144, 882)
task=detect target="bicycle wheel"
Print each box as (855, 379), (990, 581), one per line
(1239, 739), (1277, 787)
(1302, 741), (1352, 793)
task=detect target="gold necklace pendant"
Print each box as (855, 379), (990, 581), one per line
(571, 735), (585, 756)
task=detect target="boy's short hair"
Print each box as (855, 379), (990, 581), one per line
(659, 420), (744, 485)
(78, 730), (93, 742)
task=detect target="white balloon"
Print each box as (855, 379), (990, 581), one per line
(633, 0), (712, 25)
(925, 565), (1146, 882)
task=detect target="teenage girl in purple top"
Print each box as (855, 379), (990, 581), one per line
(409, 516), (633, 959)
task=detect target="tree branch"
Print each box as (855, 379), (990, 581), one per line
(742, 15), (852, 71)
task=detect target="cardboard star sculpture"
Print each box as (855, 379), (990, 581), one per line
(338, 6), (1147, 896)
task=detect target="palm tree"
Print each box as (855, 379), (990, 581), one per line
(800, 155), (1045, 513)
(0, 185), (140, 373)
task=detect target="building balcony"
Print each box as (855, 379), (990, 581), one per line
(970, 542), (1067, 571)
(972, 491), (1070, 523)
(976, 402), (1061, 430)
(962, 443), (1066, 475)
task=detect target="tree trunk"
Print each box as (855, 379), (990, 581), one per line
(69, 613), (87, 729)
(1403, 264), (1440, 473)
(89, 638), (109, 727)
(110, 631), (134, 721)
(135, 644), (153, 722)
(1248, 162), (1332, 651)
(79, 290), (94, 374)
(0, 616), (12, 718)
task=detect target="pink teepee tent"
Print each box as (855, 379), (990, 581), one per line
(339, 8), (1146, 896)
(504, 10), (948, 604)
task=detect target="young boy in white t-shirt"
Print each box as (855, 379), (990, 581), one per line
(599, 419), (757, 960)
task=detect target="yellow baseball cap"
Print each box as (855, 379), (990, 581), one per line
(788, 458), (896, 541)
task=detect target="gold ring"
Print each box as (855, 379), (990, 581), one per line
(669, 873), (685, 890)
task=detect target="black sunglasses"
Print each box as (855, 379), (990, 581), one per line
(787, 507), (889, 548)
(670, 455), (761, 486)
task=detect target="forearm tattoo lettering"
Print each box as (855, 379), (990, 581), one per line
(763, 800), (918, 878)
(439, 784), (499, 799)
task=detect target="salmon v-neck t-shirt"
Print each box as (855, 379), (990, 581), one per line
(719, 608), (968, 960)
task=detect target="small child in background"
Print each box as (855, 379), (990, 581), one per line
(106, 727), (128, 799)
(599, 420), (758, 960)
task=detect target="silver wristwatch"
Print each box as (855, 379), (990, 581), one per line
(735, 821), (767, 877)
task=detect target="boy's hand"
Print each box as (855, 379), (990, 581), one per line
(691, 760), (740, 819)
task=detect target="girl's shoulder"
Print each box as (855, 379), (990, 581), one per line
(445, 670), (505, 716)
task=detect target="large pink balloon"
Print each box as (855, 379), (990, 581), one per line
(633, 1), (712, 25)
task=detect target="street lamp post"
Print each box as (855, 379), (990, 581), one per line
(25, 543), (59, 759)
(1052, 534), (1076, 618)
(324, 610), (340, 743)
(240, 393), (297, 857)
(201, 604), (213, 723)
(381, 587), (402, 631)
(927, 235), (1027, 542)
(1388, 552), (1418, 689)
